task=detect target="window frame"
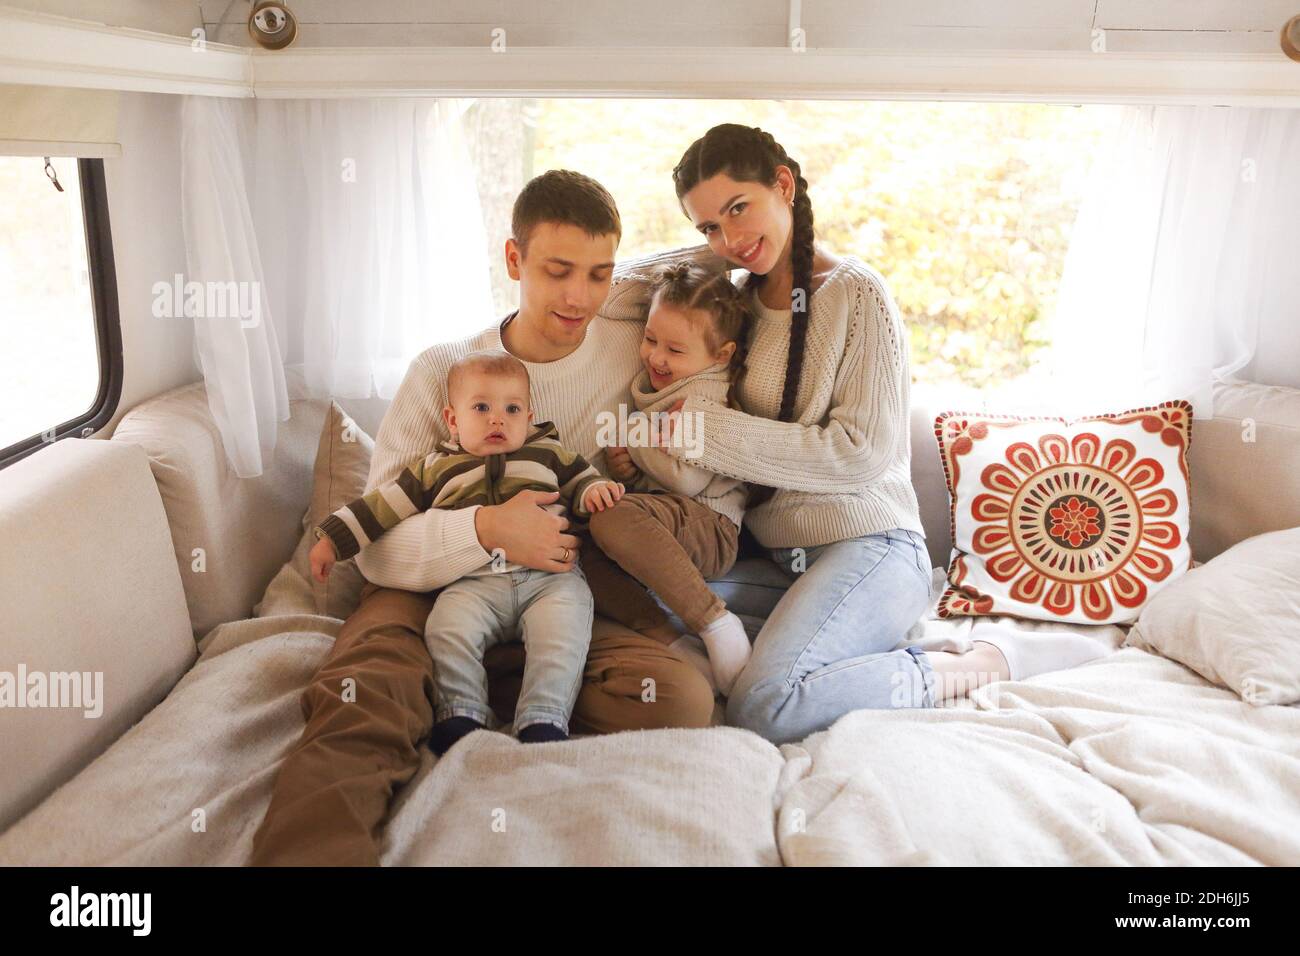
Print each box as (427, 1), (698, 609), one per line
(0, 157), (122, 470)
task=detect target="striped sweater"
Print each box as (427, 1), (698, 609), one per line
(316, 420), (611, 575)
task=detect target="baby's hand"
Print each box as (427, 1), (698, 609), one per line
(309, 535), (337, 582)
(583, 481), (625, 513)
(606, 445), (639, 482)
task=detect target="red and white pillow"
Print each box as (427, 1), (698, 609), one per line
(934, 400), (1193, 625)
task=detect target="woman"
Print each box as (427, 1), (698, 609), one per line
(650, 123), (1011, 744)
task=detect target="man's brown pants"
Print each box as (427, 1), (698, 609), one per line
(249, 577), (715, 866)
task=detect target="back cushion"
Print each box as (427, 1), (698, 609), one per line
(0, 439), (195, 831)
(1188, 380), (1300, 562)
(110, 382), (328, 639)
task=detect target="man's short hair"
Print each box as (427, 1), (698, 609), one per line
(446, 349), (531, 406)
(511, 169), (622, 257)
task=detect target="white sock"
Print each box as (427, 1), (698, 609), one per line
(698, 611), (751, 697)
(669, 635), (719, 698)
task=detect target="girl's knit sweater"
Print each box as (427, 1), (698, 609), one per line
(623, 363), (746, 529)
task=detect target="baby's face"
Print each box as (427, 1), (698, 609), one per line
(445, 370), (532, 456)
(640, 300), (732, 390)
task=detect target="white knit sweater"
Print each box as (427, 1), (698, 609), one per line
(355, 247), (711, 591)
(601, 249), (925, 549)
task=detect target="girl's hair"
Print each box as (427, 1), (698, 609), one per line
(649, 261), (754, 410)
(672, 124), (816, 507)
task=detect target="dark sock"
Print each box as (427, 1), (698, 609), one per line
(429, 716), (484, 756)
(518, 722), (568, 744)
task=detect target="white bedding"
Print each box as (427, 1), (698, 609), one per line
(1, 614), (1296, 866)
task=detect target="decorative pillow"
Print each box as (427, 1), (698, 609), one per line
(934, 400), (1193, 625)
(1126, 526), (1300, 706)
(254, 401), (374, 620)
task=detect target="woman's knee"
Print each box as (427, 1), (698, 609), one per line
(724, 677), (791, 742)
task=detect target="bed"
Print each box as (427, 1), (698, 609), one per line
(1, 374), (1297, 865)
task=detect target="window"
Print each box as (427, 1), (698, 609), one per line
(462, 99), (1119, 393)
(0, 156), (121, 468)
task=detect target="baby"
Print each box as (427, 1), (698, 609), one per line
(582, 261), (755, 695)
(309, 349), (624, 755)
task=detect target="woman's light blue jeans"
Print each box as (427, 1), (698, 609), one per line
(724, 528), (935, 744)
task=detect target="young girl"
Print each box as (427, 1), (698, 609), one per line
(580, 261), (755, 695)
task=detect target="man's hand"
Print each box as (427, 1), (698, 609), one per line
(474, 489), (582, 573)
(583, 481), (625, 513)
(309, 535), (337, 582)
(606, 445), (639, 482)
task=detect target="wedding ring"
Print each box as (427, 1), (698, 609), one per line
(561, 547), (571, 563)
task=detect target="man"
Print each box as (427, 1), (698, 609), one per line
(251, 169), (717, 866)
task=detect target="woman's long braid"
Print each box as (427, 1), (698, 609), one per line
(672, 124), (817, 509)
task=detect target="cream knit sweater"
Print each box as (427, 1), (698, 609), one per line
(356, 244), (921, 591)
(624, 363), (746, 529)
(600, 250), (925, 550)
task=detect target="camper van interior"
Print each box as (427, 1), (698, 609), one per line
(1, 0), (1299, 885)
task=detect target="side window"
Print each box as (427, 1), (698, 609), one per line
(0, 156), (121, 469)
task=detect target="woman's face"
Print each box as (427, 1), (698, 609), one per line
(680, 167), (796, 275)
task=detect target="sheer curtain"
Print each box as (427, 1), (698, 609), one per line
(180, 96), (289, 478)
(180, 96), (493, 476)
(1019, 105), (1300, 419)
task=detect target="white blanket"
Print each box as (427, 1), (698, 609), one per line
(1, 616), (1296, 866)
(776, 648), (1300, 866)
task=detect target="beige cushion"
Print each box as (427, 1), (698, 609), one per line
(1188, 379), (1300, 563)
(0, 438), (195, 832)
(1127, 526), (1300, 706)
(110, 382), (328, 638)
(255, 402), (374, 620)
(909, 386), (955, 571)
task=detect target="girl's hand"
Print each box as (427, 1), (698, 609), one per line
(309, 535), (338, 582)
(606, 445), (639, 482)
(583, 481), (625, 513)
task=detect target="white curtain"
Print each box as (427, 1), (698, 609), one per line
(1020, 105), (1300, 420)
(180, 96), (493, 475)
(181, 96), (289, 478)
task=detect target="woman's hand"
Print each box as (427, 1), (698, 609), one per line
(650, 399), (688, 450)
(309, 536), (337, 582)
(606, 445), (639, 482)
(583, 481), (625, 513)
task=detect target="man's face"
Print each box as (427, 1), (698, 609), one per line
(443, 369), (533, 456)
(505, 222), (618, 350)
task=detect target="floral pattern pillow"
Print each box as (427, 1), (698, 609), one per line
(934, 401), (1193, 625)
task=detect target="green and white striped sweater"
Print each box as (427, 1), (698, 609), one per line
(315, 420), (612, 572)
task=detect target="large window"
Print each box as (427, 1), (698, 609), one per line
(462, 99), (1118, 393)
(0, 156), (120, 468)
